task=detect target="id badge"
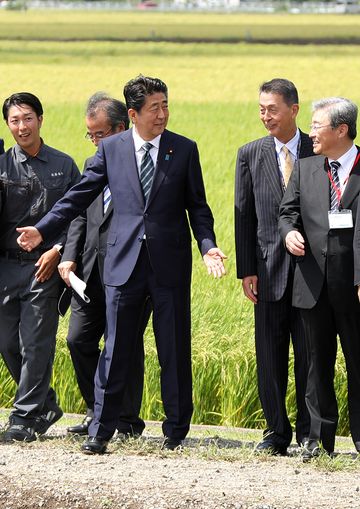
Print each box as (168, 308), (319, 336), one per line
(328, 209), (353, 229)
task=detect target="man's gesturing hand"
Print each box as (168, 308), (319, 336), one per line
(16, 227), (43, 251)
(285, 230), (305, 256)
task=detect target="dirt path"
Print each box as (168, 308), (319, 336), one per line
(0, 416), (359, 509)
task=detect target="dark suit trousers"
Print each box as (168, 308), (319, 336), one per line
(89, 245), (193, 441)
(67, 262), (147, 434)
(300, 283), (360, 452)
(255, 278), (309, 447)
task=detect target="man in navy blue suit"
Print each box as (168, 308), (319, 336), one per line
(17, 75), (226, 454)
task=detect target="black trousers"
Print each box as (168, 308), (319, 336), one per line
(300, 283), (360, 453)
(255, 279), (310, 447)
(89, 245), (193, 440)
(67, 262), (149, 434)
(0, 259), (61, 425)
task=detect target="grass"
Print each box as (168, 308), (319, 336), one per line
(0, 37), (359, 435)
(0, 11), (360, 42)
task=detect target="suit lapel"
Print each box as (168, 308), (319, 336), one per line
(260, 136), (283, 204)
(120, 130), (145, 207)
(310, 155), (330, 217)
(341, 149), (360, 209)
(146, 130), (173, 210)
(101, 201), (113, 223)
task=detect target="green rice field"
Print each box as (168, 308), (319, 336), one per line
(0, 12), (358, 434)
(0, 11), (360, 42)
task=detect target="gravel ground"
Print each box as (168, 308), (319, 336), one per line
(0, 414), (359, 509)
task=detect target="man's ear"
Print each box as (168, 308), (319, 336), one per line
(128, 108), (136, 125)
(337, 123), (349, 139)
(291, 104), (299, 118)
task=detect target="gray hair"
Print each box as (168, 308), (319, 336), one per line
(86, 91), (129, 130)
(312, 97), (357, 140)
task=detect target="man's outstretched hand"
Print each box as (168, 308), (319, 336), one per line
(16, 227), (43, 251)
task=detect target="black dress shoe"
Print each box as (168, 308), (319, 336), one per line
(81, 436), (108, 455)
(255, 438), (287, 456)
(161, 437), (183, 451)
(354, 441), (360, 453)
(298, 436), (309, 447)
(67, 415), (93, 436)
(301, 440), (321, 462)
(34, 408), (63, 435)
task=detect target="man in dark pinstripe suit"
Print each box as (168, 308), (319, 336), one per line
(235, 79), (313, 455)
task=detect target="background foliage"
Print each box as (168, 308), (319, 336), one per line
(0, 11), (359, 435)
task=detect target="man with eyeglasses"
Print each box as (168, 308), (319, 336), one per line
(279, 97), (360, 459)
(58, 92), (150, 437)
(0, 92), (80, 442)
(235, 78), (313, 456)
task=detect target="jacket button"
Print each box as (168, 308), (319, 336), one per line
(144, 213), (148, 218)
(321, 249), (327, 257)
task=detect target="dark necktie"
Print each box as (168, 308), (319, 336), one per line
(140, 142), (155, 201)
(330, 160), (341, 211)
(103, 185), (111, 214)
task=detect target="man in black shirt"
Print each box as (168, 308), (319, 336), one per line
(0, 92), (80, 442)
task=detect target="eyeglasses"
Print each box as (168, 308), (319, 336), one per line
(309, 124), (332, 132)
(85, 127), (113, 141)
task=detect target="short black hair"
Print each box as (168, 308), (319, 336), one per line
(86, 91), (129, 130)
(123, 75), (168, 112)
(3, 92), (43, 121)
(259, 78), (299, 106)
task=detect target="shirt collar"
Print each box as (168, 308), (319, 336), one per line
(14, 139), (48, 163)
(329, 144), (357, 171)
(132, 127), (161, 153)
(274, 128), (300, 158)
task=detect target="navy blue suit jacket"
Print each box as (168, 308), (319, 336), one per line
(62, 156), (113, 284)
(0, 139), (4, 155)
(37, 128), (216, 287)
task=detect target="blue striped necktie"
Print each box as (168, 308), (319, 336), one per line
(103, 184), (111, 214)
(329, 160), (341, 211)
(140, 142), (155, 201)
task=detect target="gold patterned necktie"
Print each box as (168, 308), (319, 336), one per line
(282, 145), (294, 187)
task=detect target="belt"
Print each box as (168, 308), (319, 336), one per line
(0, 249), (47, 261)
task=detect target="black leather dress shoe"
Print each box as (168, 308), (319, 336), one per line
(67, 415), (93, 436)
(301, 440), (321, 462)
(298, 436), (309, 447)
(81, 436), (108, 455)
(255, 438), (287, 456)
(354, 441), (360, 453)
(301, 439), (335, 462)
(161, 437), (183, 451)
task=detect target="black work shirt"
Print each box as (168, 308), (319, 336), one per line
(0, 143), (81, 250)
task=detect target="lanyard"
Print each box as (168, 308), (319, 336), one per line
(326, 151), (360, 207)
